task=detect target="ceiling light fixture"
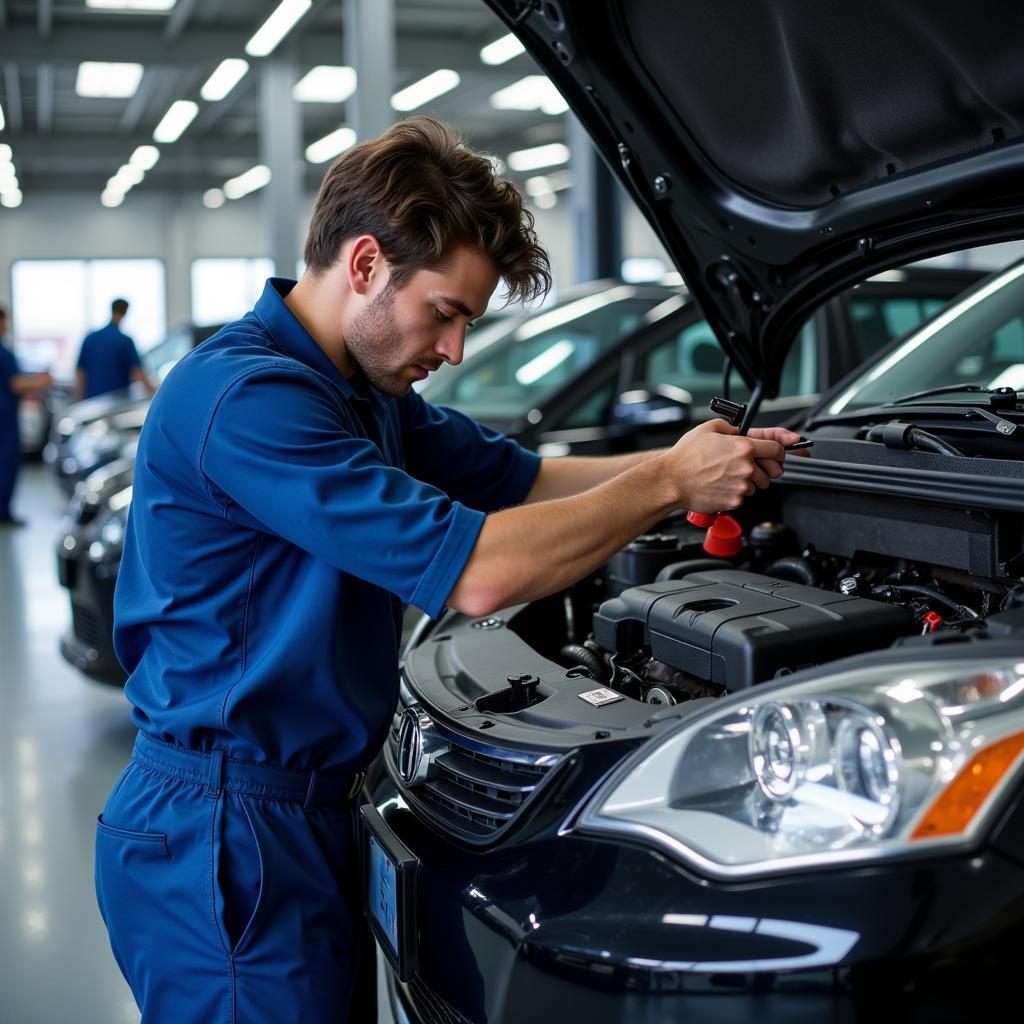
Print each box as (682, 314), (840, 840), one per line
(1, 189), (23, 209)
(224, 165), (271, 200)
(305, 126), (357, 164)
(293, 66), (357, 104)
(507, 142), (571, 172)
(200, 59), (250, 102)
(76, 61), (144, 99)
(100, 190), (124, 208)
(490, 76), (568, 116)
(203, 188), (226, 209)
(0, 145), (10, 162)
(245, 0), (312, 58)
(129, 145), (160, 170)
(153, 100), (199, 143)
(0, 104), (5, 132)
(391, 70), (460, 112)
(480, 33), (526, 65)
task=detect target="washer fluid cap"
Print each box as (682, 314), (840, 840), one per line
(702, 514), (743, 557)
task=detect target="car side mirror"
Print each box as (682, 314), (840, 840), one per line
(613, 384), (693, 428)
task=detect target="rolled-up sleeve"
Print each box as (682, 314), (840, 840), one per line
(199, 366), (484, 619)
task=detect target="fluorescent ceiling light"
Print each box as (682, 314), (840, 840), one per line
(0, 162), (17, 186)
(153, 100), (199, 143)
(515, 339), (575, 385)
(201, 59), (249, 102)
(100, 190), (124, 208)
(490, 76), (568, 116)
(507, 142), (570, 172)
(224, 165), (271, 199)
(115, 164), (145, 187)
(480, 33), (525, 65)
(1, 189), (23, 209)
(293, 65), (357, 103)
(86, 0), (176, 9)
(76, 62), (144, 99)
(245, 0), (312, 58)
(305, 126), (356, 164)
(525, 170), (574, 195)
(0, 104), (5, 132)
(391, 70), (459, 112)
(0, 145), (10, 162)
(129, 145), (160, 170)
(203, 188), (226, 209)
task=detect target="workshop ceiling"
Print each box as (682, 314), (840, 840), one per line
(0, 0), (569, 199)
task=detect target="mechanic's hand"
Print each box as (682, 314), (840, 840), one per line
(670, 418), (786, 513)
(748, 425), (810, 482)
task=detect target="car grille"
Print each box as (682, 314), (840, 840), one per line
(388, 711), (559, 841)
(71, 603), (102, 648)
(404, 977), (476, 1024)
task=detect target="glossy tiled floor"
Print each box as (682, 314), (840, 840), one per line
(0, 463), (395, 1024)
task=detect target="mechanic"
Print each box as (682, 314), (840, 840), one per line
(74, 297), (156, 400)
(95, 116), (803, 1023)
(0, 307), (51, 526)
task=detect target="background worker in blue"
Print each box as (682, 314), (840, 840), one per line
(95, 116), (801, 1024)
(0, 307), (51, 526)
(74, 297), (156, 401)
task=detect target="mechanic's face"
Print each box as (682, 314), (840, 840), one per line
(346, 246), (499, 397)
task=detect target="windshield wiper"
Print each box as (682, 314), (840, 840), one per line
(806, 399), (1023, 437)
(890, 384), (1021, 405)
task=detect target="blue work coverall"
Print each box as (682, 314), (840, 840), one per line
(0, 343), (22, 519)
(77, 321), (142, 398)
(95, 278), (540, 1023)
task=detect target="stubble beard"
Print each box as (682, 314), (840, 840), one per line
(344, 282), (412, 397)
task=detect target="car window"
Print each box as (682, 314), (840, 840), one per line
(553, 381), (618, 431)
(827, 261), (1024, 413)
(638, 316), (818, 407)
(848, 296), (949, 362)
(421, 296), (659, 421)
(142, 328), (194, 380)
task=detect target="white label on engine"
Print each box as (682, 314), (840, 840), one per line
(578, 688), (624, 707)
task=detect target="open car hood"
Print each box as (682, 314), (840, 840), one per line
(485, 0), (1024, 397)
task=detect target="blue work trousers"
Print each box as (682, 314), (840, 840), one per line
(0, 424), (19, 518)
(95, 733), (368, 1023)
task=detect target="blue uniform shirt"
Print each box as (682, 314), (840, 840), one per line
(0, 343), (20, 432)
(77, 321), (141, 398)
(114, 279), (540, 772)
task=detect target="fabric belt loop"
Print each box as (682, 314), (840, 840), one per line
(303, 768), (319, 812)
(206, 749), (225, 800)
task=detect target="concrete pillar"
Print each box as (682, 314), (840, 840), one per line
(260, 60), (303, 277)
(569, 115), (622, 283)
(343, 0), (395, 141)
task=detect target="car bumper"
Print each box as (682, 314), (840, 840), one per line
(57, 548), (125, 684)
(370, 768), (1024, 1024)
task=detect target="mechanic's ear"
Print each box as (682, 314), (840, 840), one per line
(346, 235), (383, 296)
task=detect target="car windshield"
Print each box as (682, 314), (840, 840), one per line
(825, 261), (1024, 415)
(419, 288), (667, 421)
(142, 327), (194, 381)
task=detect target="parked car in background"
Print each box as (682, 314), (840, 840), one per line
(420, 266), (981, 454)
(45, 322), (224, 492)
(369, 1), (1024, 1022)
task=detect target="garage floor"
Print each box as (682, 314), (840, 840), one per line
(0, 463), (394, 1024)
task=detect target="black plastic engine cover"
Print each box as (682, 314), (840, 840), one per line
(592, 570), (916, 690)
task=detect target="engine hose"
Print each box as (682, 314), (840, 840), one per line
(560, 644), (611, 683)
(766, 556), (820, 586)
(866, 423), (965, 457)
(870, 583), (980, 619)
(656, 558), (732, 581)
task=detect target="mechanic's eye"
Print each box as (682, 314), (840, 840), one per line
(434, 309), (453, 324)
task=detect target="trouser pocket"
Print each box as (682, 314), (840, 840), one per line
(213, 793), (265, 957)
(94, 815), (171, 989)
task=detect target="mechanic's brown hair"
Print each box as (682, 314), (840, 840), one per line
(304, 116), (551, 306)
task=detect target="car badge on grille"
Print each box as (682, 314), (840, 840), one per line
(397, 705), (447, 786)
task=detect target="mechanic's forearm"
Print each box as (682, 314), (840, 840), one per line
(524, 447), (666, 502)
(449, 455), (680, 616)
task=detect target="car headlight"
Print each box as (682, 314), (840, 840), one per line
(87, 487), (132, 562)
(578, 658), (1024, 878)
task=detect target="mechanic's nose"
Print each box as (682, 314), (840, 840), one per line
(435, 327), (466, 367)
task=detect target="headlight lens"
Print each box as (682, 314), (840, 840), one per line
(87, 486), (131, 562)
(579, 659), (1024, 878)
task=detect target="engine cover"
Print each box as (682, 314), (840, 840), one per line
(592, 570), (916, 690)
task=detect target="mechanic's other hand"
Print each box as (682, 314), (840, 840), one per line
(670, 418), (784, 513)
